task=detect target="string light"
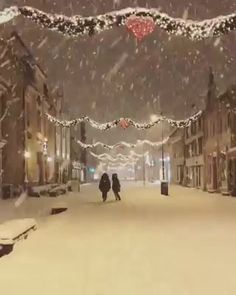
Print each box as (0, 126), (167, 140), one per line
(90, 151), (147, 162)
(76, 137), (169, 150)
(107, 161), (136, 169)
(100, 158), (138, 168)
(0, 6), (19, 25)
(46, 111), (203, 130)
(1, 6), (236, 41)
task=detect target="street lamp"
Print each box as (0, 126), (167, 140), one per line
(160, 115), (169, 196)
(142, 145), (146, 186)
(161, 117), (165, 181)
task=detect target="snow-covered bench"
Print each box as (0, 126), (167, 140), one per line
(0, 218), (37, 257)
(28, 184), (54, 197)
(48, 184), (67, 197)
(28, 183), (68, 198)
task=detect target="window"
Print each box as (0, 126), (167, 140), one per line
(219, 117), (222, 134)
(212, 122), (215, 136)
(37, 95), (41, 106)
(198, 118), (202, 131)
(43, 83), (48, 97)
(232, 114), (236, 133)
(26, 102), (30, 127)
(191, 122), (197, 135)
(186, 127), (190, 139)
(185, 145), (190, 158)
(198, 137), (203, 155)
(193, 140), (197, 156)
(37, 110), (41, 132)
(227, 113), (231, 129)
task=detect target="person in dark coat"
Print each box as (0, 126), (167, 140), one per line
(112, 173), (121, 201)
(99, 173), (111, 202)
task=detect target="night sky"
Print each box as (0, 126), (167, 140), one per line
(1, 0), (236, 145)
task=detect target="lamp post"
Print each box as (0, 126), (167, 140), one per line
(24, 150), (31, 189)
(80, 122), (87, 183)
(161, 117), (165, 181)
(160, 113), (168, 196)
(143, 145), (146, 186)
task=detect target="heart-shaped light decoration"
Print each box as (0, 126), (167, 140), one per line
(115, 143), (125, 149)
(126, 16), (155, 40)
(119, 119), (129, 130)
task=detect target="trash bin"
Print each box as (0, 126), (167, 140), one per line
(71, 180), (80, 192)
(161, 181), (168, 196)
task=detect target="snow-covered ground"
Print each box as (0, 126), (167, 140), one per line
(1, 182), (236, 295)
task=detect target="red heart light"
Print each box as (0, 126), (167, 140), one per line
(126, 16), (155, 40)
(119, 119), (129, 130)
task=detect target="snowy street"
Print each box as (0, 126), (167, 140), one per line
(1, 1), (236, 294)
(1, 183), (236, 295)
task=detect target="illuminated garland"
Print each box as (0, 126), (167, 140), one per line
(76, 137), (169, 150)
(0, 6), (236, 41)
(99, 160), (136, 171)
(90, 151), (147, 162)
(46, 111), (202, 130)
(107, 162), (136, 169)
(0, 6), (19, 25)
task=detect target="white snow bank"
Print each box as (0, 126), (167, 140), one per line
(0, 218), (37, 245)
(31, 184), (53, 193)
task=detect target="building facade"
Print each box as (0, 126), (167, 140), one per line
(168, 129), (185, 185)
(184, 115), (204, 189)
(204, 69), (236, 195)
(167, 68), (236, 196)
(54, 89), (71, 184)
(0, 32), (58, 196)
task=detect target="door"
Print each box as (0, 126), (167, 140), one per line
(37, 152), (44, 185)
(212, 157), (217, 190)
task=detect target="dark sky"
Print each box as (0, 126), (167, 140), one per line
(1, 0), (236, 145)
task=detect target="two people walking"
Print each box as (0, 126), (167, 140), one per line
(99, 173), (121, 202)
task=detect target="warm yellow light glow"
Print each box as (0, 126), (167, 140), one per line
(24, 151), (31, 159)
(150, 114), (159, 122)
(47, 156), (52, 162)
